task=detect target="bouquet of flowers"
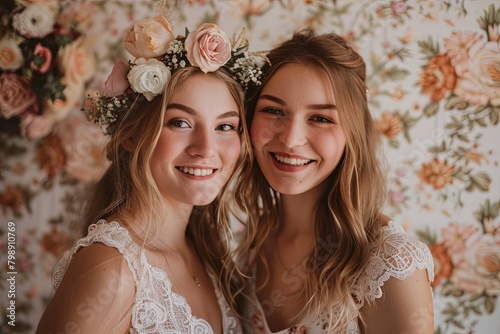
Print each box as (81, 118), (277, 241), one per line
(0, 0), (95, 139)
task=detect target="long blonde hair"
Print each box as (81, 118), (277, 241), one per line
(234, 29), (387, 330)
(81, 66), (251, 317)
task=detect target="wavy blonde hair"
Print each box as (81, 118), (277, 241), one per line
(234, 29), (387, 330)
(80, 66), (251, 317)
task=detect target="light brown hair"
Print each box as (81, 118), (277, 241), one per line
(234, 29), (387, 329)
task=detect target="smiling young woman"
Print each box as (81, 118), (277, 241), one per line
(35, 16), (261, 334)
(234, 29), (435, 334)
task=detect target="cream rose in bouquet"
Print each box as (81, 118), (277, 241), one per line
(124, 16), (175, 59)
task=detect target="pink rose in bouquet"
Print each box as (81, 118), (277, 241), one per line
(184, 23), (231, 73)
(103, 58), (131, 97)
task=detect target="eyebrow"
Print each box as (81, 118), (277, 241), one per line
(166, 103), (240, 119)
(258, 94), (337, 111)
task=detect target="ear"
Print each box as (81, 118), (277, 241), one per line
(121, 138), (136, 152)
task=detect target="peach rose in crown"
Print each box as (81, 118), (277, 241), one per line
(124, 16), (175, 59)
(103, 58), (131, 97)
(184, 23), (231, 73)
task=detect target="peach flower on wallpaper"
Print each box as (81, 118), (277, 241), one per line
(419, 53), (457, 103)
(418, 157), (455, 190)
(41, 228), (71, 258)
(451, 235), (500, 294)
(56, 112), (109, 182)
(43, 79), (84, 121)
(435, 221), (500, 294)
(35, 133), (67, 179)
(441, 222), (479, 262)
(444, 31), (500, 107)
(429, 243), (453, 288)
(60, 37), (96, 86)
(0, 184), (24, 215)
(374, 111), (403, 139)
(455, 42), (500, 106)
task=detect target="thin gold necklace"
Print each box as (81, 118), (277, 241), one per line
(161, 239), (203, 287)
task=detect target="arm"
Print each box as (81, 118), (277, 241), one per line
(361, 268), (434, 334)
(36, 243), (136, 334)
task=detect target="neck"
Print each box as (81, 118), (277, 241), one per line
(277, 181), (328, 238)
(129, 199), (195, 252)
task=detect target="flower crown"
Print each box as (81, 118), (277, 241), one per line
(85, 16), (265, 135)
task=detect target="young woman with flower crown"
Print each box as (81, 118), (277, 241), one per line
(36, 16), (262, 334)
(233, 29), (435, 333)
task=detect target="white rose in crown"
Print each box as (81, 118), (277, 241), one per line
(127, 58), (171, 101)
(185, 23), (231, 73)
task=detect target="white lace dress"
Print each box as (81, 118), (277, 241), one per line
(53, 220), (243, 334)
(241, 221), (434, 334)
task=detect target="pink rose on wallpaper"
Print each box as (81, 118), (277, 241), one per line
(389, 190), (405, 204)
(185, 23), (231, 73)
(441, 222), (479, 263)
(30, 43), (53, 73)
(455, 41), (500, 106)
(0, 72), (37, 119)
(103, 58), (131, 97)
(124, 15), (175, 59)
(391, 1), (407, 15)
(20, 113), (55, 139)
(444, 31), (482, 76)
(57, 111), (109, 182)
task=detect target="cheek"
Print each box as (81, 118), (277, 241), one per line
(250, 118), (275, 148)
(222, 137), (241, 166)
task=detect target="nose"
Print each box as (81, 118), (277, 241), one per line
(186, 126), (216, 158)
(278, 119), (307, 148)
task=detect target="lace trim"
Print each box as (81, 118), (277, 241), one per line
(353, 221), (435, 305)
(52, 220), (241, 333)
(241, 221), (434, 334)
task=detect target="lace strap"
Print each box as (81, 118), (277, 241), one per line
(354, 221), (435, 304)
(52, 220), (145, 290)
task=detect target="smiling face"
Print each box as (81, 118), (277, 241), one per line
(151, 73), (241, 207)
(250, 63), (347, 197)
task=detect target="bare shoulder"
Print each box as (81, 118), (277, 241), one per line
(36, 243), (136, 333)
(361, 269), (434, 333)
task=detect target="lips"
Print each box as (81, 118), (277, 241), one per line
(176, 167), (215, 176)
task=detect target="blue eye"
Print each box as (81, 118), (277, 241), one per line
(168, 119), (190, 128)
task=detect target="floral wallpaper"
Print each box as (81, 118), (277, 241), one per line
(0, 0), (499, 333)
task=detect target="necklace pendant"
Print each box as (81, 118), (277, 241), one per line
(193, 275), (201, 287)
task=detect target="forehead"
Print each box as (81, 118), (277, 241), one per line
(169, 73), (240, 114)
(260, 63), (336, 104)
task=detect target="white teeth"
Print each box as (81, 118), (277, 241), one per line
(179, 167), (214, 176)
(274, 154), (311, 166)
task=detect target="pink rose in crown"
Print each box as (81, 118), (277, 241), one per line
(0, 73), (37, 119)
(103, 58), (131, 97)
(185, 23), (231, 73)
(31, 43), (53, 73)
(124, 16), (175, 59)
